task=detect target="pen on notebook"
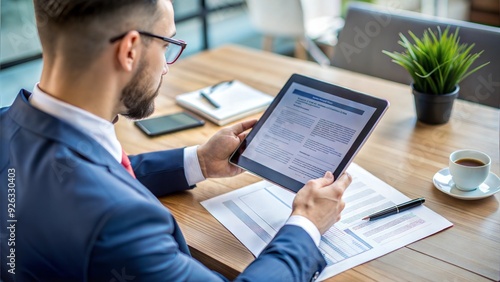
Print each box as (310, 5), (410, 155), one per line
(199, 80), (234, 109)
(362, 197), (425, 221)
(200, 91), (221, 108)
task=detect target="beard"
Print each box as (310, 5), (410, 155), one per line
(120, 60), (163, 120)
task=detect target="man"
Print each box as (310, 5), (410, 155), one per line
(0, 0), (351, 281)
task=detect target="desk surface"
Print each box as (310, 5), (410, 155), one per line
(116, 45), (499, 281)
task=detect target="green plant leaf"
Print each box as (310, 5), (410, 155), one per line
(382, 25), (489, 94)
(460, 61), (490, 83)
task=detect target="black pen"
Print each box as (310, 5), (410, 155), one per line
(199, 80), (233, 109)
(200, 91), (220, 108)
(362, 197), (425, 221)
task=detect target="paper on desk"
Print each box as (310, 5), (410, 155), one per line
(201, 163), (453, 280)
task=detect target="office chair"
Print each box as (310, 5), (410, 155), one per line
(245, 0), (343, 65)
(331, 3), (500, 108)
(245, 0), (307, 59)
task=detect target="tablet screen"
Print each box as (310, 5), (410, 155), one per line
(230, 74), (389, 192)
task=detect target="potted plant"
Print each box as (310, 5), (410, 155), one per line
(383, 26), (489, 124)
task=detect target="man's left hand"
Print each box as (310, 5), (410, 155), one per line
(197, 119), (257, 178)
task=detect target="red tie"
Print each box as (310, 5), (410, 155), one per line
(121, 149), (136, 178)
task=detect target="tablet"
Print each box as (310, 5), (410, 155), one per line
(230, 74), (389, 192)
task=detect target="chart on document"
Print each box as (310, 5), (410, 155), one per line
(202, 163), (452, 279)
(220, 184), (372, 266)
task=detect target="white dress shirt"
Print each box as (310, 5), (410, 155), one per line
(29, 84), (321, 247)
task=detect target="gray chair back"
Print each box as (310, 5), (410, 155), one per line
(332, 3), (500, 108)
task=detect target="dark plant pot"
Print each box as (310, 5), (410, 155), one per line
(412, 84), (459, 125)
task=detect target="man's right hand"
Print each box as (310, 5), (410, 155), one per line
(291, 171), (352, 234)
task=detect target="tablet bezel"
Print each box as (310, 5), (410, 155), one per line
(230, 74), (389, 192)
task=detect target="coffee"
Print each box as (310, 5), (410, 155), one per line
(449, 150), (491, 191)
(455, 158), (485, 167)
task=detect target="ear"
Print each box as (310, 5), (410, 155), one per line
(116, 31), (141, 72)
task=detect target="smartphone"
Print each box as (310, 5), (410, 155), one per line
(135, 112), (205, 136)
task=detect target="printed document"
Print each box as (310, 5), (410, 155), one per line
(201, 163), (453, 280)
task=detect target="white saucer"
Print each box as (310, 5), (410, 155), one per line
(433, 167), (500, 200)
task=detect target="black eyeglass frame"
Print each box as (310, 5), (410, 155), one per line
(109, 31), (187, 64)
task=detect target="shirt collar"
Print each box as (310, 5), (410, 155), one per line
(29, 84), (122, 163)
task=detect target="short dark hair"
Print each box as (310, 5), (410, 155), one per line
(33, 0), (160, 69)
(34, 0), (158, 24)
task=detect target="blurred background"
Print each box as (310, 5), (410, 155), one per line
(1, 0), (498, 107)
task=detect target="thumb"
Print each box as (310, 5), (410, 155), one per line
(228, 119), (257, 135)
(317, 171), (334, 186)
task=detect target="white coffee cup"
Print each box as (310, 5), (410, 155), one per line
(449, 149), (491, 191)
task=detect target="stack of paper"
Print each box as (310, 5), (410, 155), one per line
(176, 80), (274, 126)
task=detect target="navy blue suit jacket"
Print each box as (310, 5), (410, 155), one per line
(0, 90), (326, 281)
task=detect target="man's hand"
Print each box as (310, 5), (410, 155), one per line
(197, 119), (257, 178)
(291, 171), (352, 234)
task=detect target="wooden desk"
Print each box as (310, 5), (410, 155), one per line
(116, 45), (500, 281)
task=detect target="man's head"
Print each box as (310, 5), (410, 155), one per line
(33, 0), (177, 120)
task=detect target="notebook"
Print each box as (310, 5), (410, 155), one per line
(175, 80), (274, 126)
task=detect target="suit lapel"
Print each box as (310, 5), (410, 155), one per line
(10, 90), (116, 166)
(9, 90), (145, 190)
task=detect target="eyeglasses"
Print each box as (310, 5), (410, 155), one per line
(110, 31), (187, 64)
